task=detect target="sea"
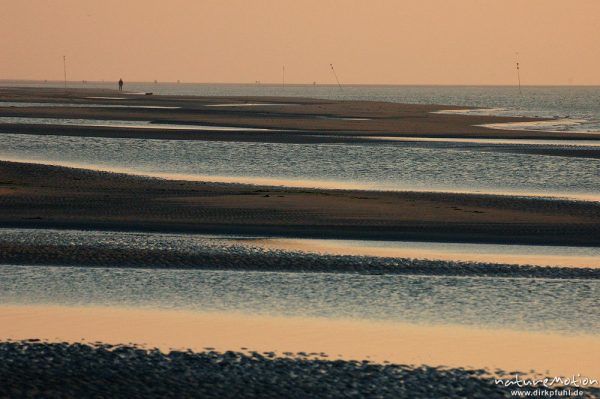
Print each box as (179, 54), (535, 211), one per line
(1, 82), (600, 200)
(0, 82), (599, 340)
(3, 80), (600, 128)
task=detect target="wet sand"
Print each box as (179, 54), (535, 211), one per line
(2, 87), (599, 397)
(6, 341), (598, 399)
(2, 305), (599, 380)
(1, 229), (598, 278)
(5, 124), (600, 160)
(250, 238), (600, 268)
(1, 160), (600, 246)
(2, 307), (599, 398)
(2, 86), (600, 142)
(2, 238), (598, 278)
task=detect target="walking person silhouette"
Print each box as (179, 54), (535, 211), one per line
(118, 78), (123, 91)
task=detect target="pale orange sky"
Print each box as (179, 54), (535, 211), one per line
(2, 0), (600, 85)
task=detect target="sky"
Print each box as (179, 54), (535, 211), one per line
(2, 0), (600, 85)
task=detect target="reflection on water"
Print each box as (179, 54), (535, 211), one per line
(6, 83), (600, 133)
(249, 238), (600, 268)
(0, 117), (277, 131)
(1, 264), (599, 334)
(2, 229), (597, 334)
(432, 108), (510, 116)
(0, 101), (180, 109)
(85, 96), (126, 100)
(434, 107), (600, 134)
(2, 305), (599, 378)
(205, 103), (297, 107)
(314, 116), (371, 121)
(6, 155), (600, 201)
(1, 133), (600, 198)
(479, 119), (600, 134)
(366, 136), (600, 147)
(2, 228), (599, 269)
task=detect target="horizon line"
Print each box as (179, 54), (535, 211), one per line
(1, 79), (600, 88)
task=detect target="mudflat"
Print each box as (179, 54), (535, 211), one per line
(1, 160), (600, 246)
(2, 87), (599, 399)
(1, 87), (599, 245)
(2, 86), (599, 142)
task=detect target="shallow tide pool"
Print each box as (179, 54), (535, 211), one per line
(1, 133), (600, 199)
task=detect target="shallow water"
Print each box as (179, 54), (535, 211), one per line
(0, 101), (180, 109)
(3, 305), (599, 380)
(250, 237), (600, 268)
(366, 136), (600, 147)
(2, 133), (600, 198)
(479, 118), (598, 134)
(0, 229), (599, 334)
(2, 229), (599, 269)
(3, 84), (599, 376)
(0, 117), (277, 131)
(1, 264), (598, 334)
(5, 83), (600, 132)
(205, 103), (297, 107)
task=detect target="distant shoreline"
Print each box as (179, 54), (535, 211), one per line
(3, 81), (600, 88)
(1, 86), (599, 142)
